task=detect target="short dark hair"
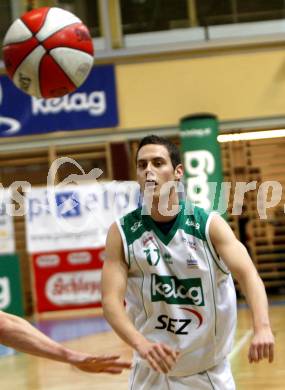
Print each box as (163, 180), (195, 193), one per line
(136, 135), (181, 169)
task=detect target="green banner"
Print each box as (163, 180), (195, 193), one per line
(179, 114), (226, 214)
(0, 254), (24, 316)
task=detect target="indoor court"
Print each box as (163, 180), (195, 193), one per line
(0, 302), (283, 390)
(1, 1), (285, 389)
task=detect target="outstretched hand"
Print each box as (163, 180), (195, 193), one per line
(72, 354), (132, 374)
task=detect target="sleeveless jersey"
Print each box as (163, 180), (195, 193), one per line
(117, 201), (237, 376)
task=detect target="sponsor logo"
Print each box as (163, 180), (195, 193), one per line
(143, 235), (155, 246)
(186, 255), (199, 268)
(151, 274), (204, 305)
(67, 251), (92, 265)
(46, 270), (101, 305)
(155, 314), (192, 335)
(144, 248), (173, 266)
(55, 192), (81, 218)
(155, 307), (203, 335)
(184, 150), (215, 210)
(163, 252), (173, 264)
(36, 254), (60, 268)
(182, 237), (197, 250)
(18, 72), (32, 93)
(74, 27), (91, 42)
(144, 248), (160, 266)
(181, 128), (212, 138)
(131, 221), (143, 233)
(32, 91), (106, 116)
(0, 277), (11, 310)
(185, 218), (200, 230)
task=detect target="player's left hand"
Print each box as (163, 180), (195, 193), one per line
(248, 325), (275, 363)
(72, 354), (132, 374)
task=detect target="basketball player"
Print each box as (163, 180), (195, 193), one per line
(102, 135), (274, 389)
(0, 310), (131, 374)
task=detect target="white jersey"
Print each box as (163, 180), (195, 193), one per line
(117, 201), (237, 376)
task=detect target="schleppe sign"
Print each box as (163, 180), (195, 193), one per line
(0, 64), (118, 137)
(32, 248), (104, 313)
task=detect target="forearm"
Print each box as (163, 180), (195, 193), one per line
(103, 298), (146, 350)
(217, 237), (271, 332)
(237, 270), (271, 331)
(209, 216), (274, 363)
(0, 312), (84, 363)
(237, 270), (275, 363)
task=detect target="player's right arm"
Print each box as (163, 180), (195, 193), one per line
(102, 222), (179, 374)
(0, 310), (131, 374)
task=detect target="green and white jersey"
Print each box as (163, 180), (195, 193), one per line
(117, 201), (237, 377)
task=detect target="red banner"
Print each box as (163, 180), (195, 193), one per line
(32, 247), (105, 313)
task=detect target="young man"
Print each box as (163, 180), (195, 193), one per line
(0, 310), (131, 374)
(102, 135), (274, 389)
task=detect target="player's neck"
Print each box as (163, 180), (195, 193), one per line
(148, 193), (180, 222)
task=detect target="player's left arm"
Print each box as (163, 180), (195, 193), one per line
(209, 213), (275, 364)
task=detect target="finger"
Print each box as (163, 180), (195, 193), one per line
(257, 344), (264, 361)
(153, 345), (176, 371)
(252, 346), (259, 362)
(263, 344), (269, 360)
(147, 354), (164, 373)
(96, 361), (132, 371)
(101, 368), (124, 374)
(248, 348), (253, 364)
(149, 350), (169, 373)
(269, 343), (274, 363)
(105, 361), (132, 368)
(249, 344), (258, 363)
(161, 344), (179, 361)
(95, 355), (120, 362)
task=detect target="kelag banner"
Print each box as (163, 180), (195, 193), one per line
(179, 114), (225, 213)
(0, 254), (24, 316)
(0, 64), (118, 137)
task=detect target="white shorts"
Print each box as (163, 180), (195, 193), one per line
(129, 359), (235, 390)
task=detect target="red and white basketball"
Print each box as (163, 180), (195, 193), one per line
(2, 7), (94, 98)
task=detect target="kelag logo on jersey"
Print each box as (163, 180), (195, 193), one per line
(151, 274), (204, 305)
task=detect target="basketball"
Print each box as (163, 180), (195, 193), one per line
(2, 7), (94, 99)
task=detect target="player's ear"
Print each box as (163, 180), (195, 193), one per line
(174, 164), (184, 180)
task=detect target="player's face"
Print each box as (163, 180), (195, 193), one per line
(136, 144), (183, 198)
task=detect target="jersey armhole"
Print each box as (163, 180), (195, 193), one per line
(115, 219), (131, 268)
(205, 212), (230, 275)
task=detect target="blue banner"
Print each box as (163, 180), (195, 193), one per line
(0, 64), (118, 137)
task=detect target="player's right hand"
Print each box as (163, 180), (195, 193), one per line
(136, 339), (180, 373)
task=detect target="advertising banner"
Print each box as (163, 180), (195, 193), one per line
(179, 114), (226, 214)
(32, 248), (104, 313)
(0, 189), (15, 254)
(25, 181), (140, 253)
(0, 64), (118, 137)
(0, 254), (24, 316)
